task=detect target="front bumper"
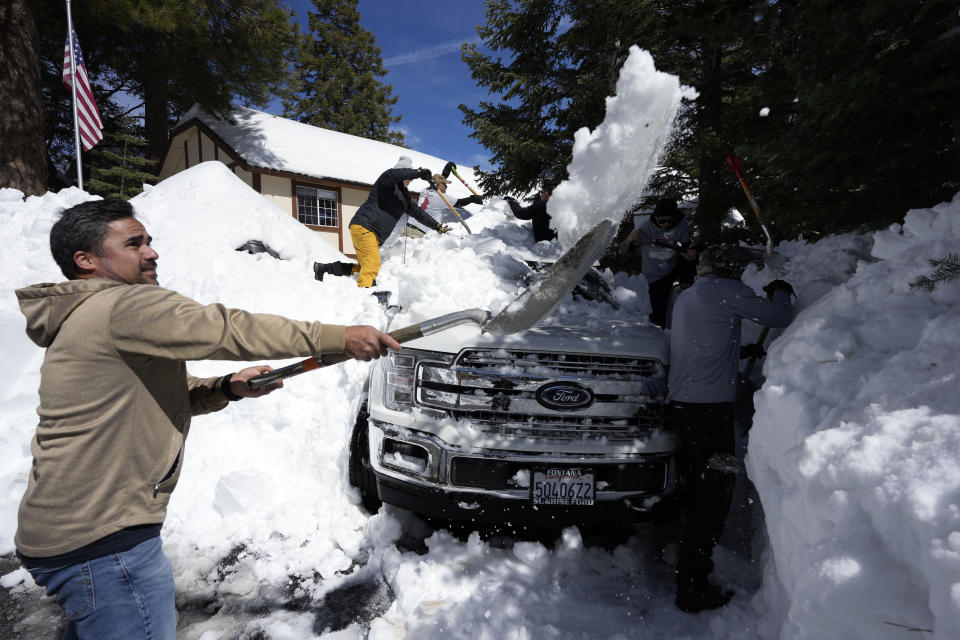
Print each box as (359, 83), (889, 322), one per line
(369, 420), (687, 526)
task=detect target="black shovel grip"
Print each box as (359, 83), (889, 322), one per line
(389, 324), (424, 343)
(247, 323), (425, 390)
(246, 359), (312, 390)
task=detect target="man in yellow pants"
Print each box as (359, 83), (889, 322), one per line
(317, 156), (449, 288)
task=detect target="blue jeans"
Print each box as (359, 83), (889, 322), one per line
(26, 536), (176, 640)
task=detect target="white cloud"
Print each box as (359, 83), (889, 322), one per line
(383, 37), (482, 66)
(394, 125), (420, 147)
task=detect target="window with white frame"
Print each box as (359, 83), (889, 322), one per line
(296, 185), (338, 227)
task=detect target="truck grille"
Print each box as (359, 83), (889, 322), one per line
(416, 349), (666, 442)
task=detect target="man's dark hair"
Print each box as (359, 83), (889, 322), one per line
(50, 199), (137, 279)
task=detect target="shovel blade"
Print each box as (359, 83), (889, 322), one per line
(483, 219), (617, 335)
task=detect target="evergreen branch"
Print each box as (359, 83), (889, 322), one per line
(910, 252), (960, 292)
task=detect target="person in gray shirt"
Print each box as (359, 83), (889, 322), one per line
(667, 245), (794, 613)
(618, 198), (698, 327)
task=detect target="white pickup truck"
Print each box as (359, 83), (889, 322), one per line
(348, 307), (687, 527)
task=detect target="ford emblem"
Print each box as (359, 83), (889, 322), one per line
(536, 382), (594, 411)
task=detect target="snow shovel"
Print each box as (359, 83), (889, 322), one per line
(724, 155), (787, 274)
(248, 219), (618, 389)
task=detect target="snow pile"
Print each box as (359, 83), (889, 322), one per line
(548, 46), (697, 247)
(1, 168), (750, 640)
(142, 162), (344, 260)
(748, 193), (960, 640)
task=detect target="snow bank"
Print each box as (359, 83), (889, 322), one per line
(748, 193), (960, 640)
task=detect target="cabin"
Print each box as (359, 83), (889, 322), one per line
(157, 105), (478, 257)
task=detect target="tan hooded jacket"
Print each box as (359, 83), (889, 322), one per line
(14, 278), (345, 557)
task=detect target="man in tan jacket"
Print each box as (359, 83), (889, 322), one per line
(14, 198), (400, 640)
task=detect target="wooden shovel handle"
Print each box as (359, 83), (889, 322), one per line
(435, 189), (473, 234)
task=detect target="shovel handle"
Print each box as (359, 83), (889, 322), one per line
(435, 189), (473, 234)
(725, 155), (775, 255)
(450, 166), (480, 196)
(725, 155), (744, 180)
(725, 155), (763, 222)
(247, 323), (426, 390)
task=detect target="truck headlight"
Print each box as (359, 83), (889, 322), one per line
(383, 349), (455, 412)
(419, 364), (460, 407)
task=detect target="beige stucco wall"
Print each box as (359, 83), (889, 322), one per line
(234, 168), (253, 188)
(314, 230), (341, 251)
(340, 186), (367, 255)
(186, 129), (201, 167)
(157, 129), (190, 181)
(160, 125), (237, 182)
(200, 134), (216, 163)
(261, 175), (292, 216)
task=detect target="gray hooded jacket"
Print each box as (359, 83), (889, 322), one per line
(667, 275), (792, 404)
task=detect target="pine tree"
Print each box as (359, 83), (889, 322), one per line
(460, 0), (774, 242)
(563, 0), (774, 243)
(460, 0), (570, 197)
(86, 116), (157, 199)
(464, 0), (960, 243)
(283, 0), (404, 145)
(741, 0), (960, 239)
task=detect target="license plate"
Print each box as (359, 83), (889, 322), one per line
(531, 468), (595, 506)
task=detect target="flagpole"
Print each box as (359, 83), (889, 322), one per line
(65, 0), (83, 189)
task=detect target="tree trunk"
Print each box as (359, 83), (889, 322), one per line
(0, 0), (47, 194)
(142, 30), (170, 169)
(695, 36), (725, 243)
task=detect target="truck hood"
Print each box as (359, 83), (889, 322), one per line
(400, 317), (669, 363)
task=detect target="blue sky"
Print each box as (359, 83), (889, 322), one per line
(278, 0), (495, 172)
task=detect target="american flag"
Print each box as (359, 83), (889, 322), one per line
(62, 28), (103, 151)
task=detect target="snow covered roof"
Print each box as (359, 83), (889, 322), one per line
(174, 104), (479, 188)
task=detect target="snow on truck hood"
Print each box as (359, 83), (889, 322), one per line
(398, 317), (669, 363)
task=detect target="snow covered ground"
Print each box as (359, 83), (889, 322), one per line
(3, 45), (960, 640)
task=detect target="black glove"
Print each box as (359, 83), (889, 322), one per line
(763, 279), (795, 300)
(436, 224), (451, 234)
(455, 194), (485, 207)
(417, 167), (432, 182)
(442, 161), (457, 178)
(739, 343), (767, 359)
